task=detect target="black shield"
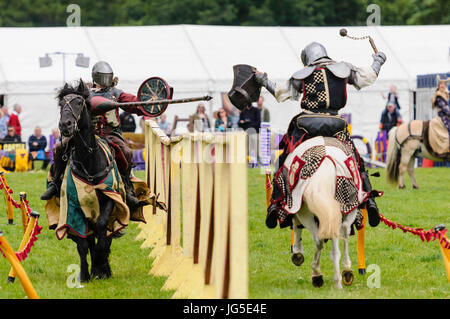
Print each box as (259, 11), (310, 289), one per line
(227, 64), (261, 111)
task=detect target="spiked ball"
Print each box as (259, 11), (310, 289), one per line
(339, 28), (347, 37)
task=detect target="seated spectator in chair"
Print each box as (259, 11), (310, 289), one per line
(28, 126), (49, 169)
(3, 126), (21, 142)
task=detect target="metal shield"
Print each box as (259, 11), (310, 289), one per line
(227, 64), (261, 111)
(137, 77), (173, 117)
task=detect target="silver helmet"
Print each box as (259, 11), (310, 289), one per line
(92, 61), (114, 87)
(300, 42), (331, 66)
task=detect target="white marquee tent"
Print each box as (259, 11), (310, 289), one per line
(0, 24), (449, 146)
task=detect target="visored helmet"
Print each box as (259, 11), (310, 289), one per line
(92, 61), (114, 87)
(300, 42), (331, 66)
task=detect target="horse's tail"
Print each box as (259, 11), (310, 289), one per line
(304, 157), (341, 240)
(386, 126), (401, 185)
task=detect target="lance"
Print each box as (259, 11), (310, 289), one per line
(339, 28), (379, 53)
(90, 95), (213, 117)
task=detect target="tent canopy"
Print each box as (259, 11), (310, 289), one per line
(0, 24), (448, 143)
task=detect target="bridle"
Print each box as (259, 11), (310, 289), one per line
(60, 93), (114, 183)
(60, 94), (97, 154)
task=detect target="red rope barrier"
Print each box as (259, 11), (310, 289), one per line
(380, 213), (450, 249)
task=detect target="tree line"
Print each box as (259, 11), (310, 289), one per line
(0, 0), (448, 27)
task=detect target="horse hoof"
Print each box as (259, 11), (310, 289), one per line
(412, 185), (419, 190)
(342, 270), (354, 286)
(398, 185), (406, 189)
(291, 253), (304, 267)
(312, 275), (324, 288)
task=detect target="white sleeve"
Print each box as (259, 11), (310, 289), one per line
(350, 66), (378, 90)
(273, 79), (301, 102)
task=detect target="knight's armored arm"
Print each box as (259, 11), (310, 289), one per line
(117, 92), (146, 116)
(371, 52), (386, 75)
(90, 101), (116, 115)
(255, 72), (302, 102)
(347, 52), (386, 90)
(255, 72), (276, 96)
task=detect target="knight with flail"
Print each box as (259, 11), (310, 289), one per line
(254, 42), (386, 229)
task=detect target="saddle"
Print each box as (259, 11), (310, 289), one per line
(423, 118), (450, 159)
(105, 140), (128, 174)
(396, 119), (450, 159)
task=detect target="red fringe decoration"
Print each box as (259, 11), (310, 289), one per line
(380, 213), (450, 249)
(15, 221), (43, 262)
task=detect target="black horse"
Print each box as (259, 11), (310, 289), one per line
(57, 80), (120, 282)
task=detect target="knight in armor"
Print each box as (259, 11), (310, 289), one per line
(41, 61), (147, 214)
(256, 42), (386, 229)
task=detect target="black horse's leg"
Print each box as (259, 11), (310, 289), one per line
(69, 234), (90, 282)
(92, 194), (115, 279)
(87, 234), (96, 276)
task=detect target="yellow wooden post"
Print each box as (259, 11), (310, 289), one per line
(213, 134), (230, 299)
(1, 172), (14, 224)
(0, 230), (39, 299)
(228, 132), (248, 298)
(19, 192), (29, 233)
(438, 234), (450, 283)
(8, 211), (39, 282)
(357, 208), (368, 274)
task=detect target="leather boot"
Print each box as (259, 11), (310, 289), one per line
(41, 182), (59, 200)
(361, 170), (380, 227)
(266, 204), (279, 229)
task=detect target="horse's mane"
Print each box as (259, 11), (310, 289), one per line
(57, 79), (90, 101)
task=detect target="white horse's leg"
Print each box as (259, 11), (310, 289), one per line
(330, 237), (342, 289)
(297, 209), (325, 287)
(291, 215), (305, 266)
(407, 157), (419, 189)
(341, 210), (356, 286)
(398, 140), (419, 189)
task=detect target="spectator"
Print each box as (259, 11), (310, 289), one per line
(28, 126), (49, 169)
(50, 128), (61, 144)
(3, 126), (21, 142)
(257, 96), (270, 123)
(157, 113), (171, 135)
(238, 103), (261, 133)
(215, 108), (233, 132)
(192, 103), (211, 132)
(384, 85), (401, 110)
(0, 105), (10, 139)
(380, 102), (402, 133)
(119, 111), (136, 132)
(8, 104), (22, 138)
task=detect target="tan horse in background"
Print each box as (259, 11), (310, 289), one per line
(386, 119), (449, 189)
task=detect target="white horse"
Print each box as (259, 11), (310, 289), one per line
(281, 138), (360, 289)
(385, 122), (448, 189)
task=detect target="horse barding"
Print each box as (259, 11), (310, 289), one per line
(386, 118), (450, 189)
(44, 80), (163, 282)
(272, 136), (374, 289)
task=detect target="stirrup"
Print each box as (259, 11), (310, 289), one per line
(366, 198), (380, 227)
(266, 204), (278, 229)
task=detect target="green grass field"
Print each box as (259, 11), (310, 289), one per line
(248, 167), (450, 299)
(0, 167), (448, 299)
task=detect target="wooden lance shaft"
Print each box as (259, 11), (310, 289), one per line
(115, 95), (213, 108)
(0, 230), (39, 299)
(7, 211), (39, 282)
